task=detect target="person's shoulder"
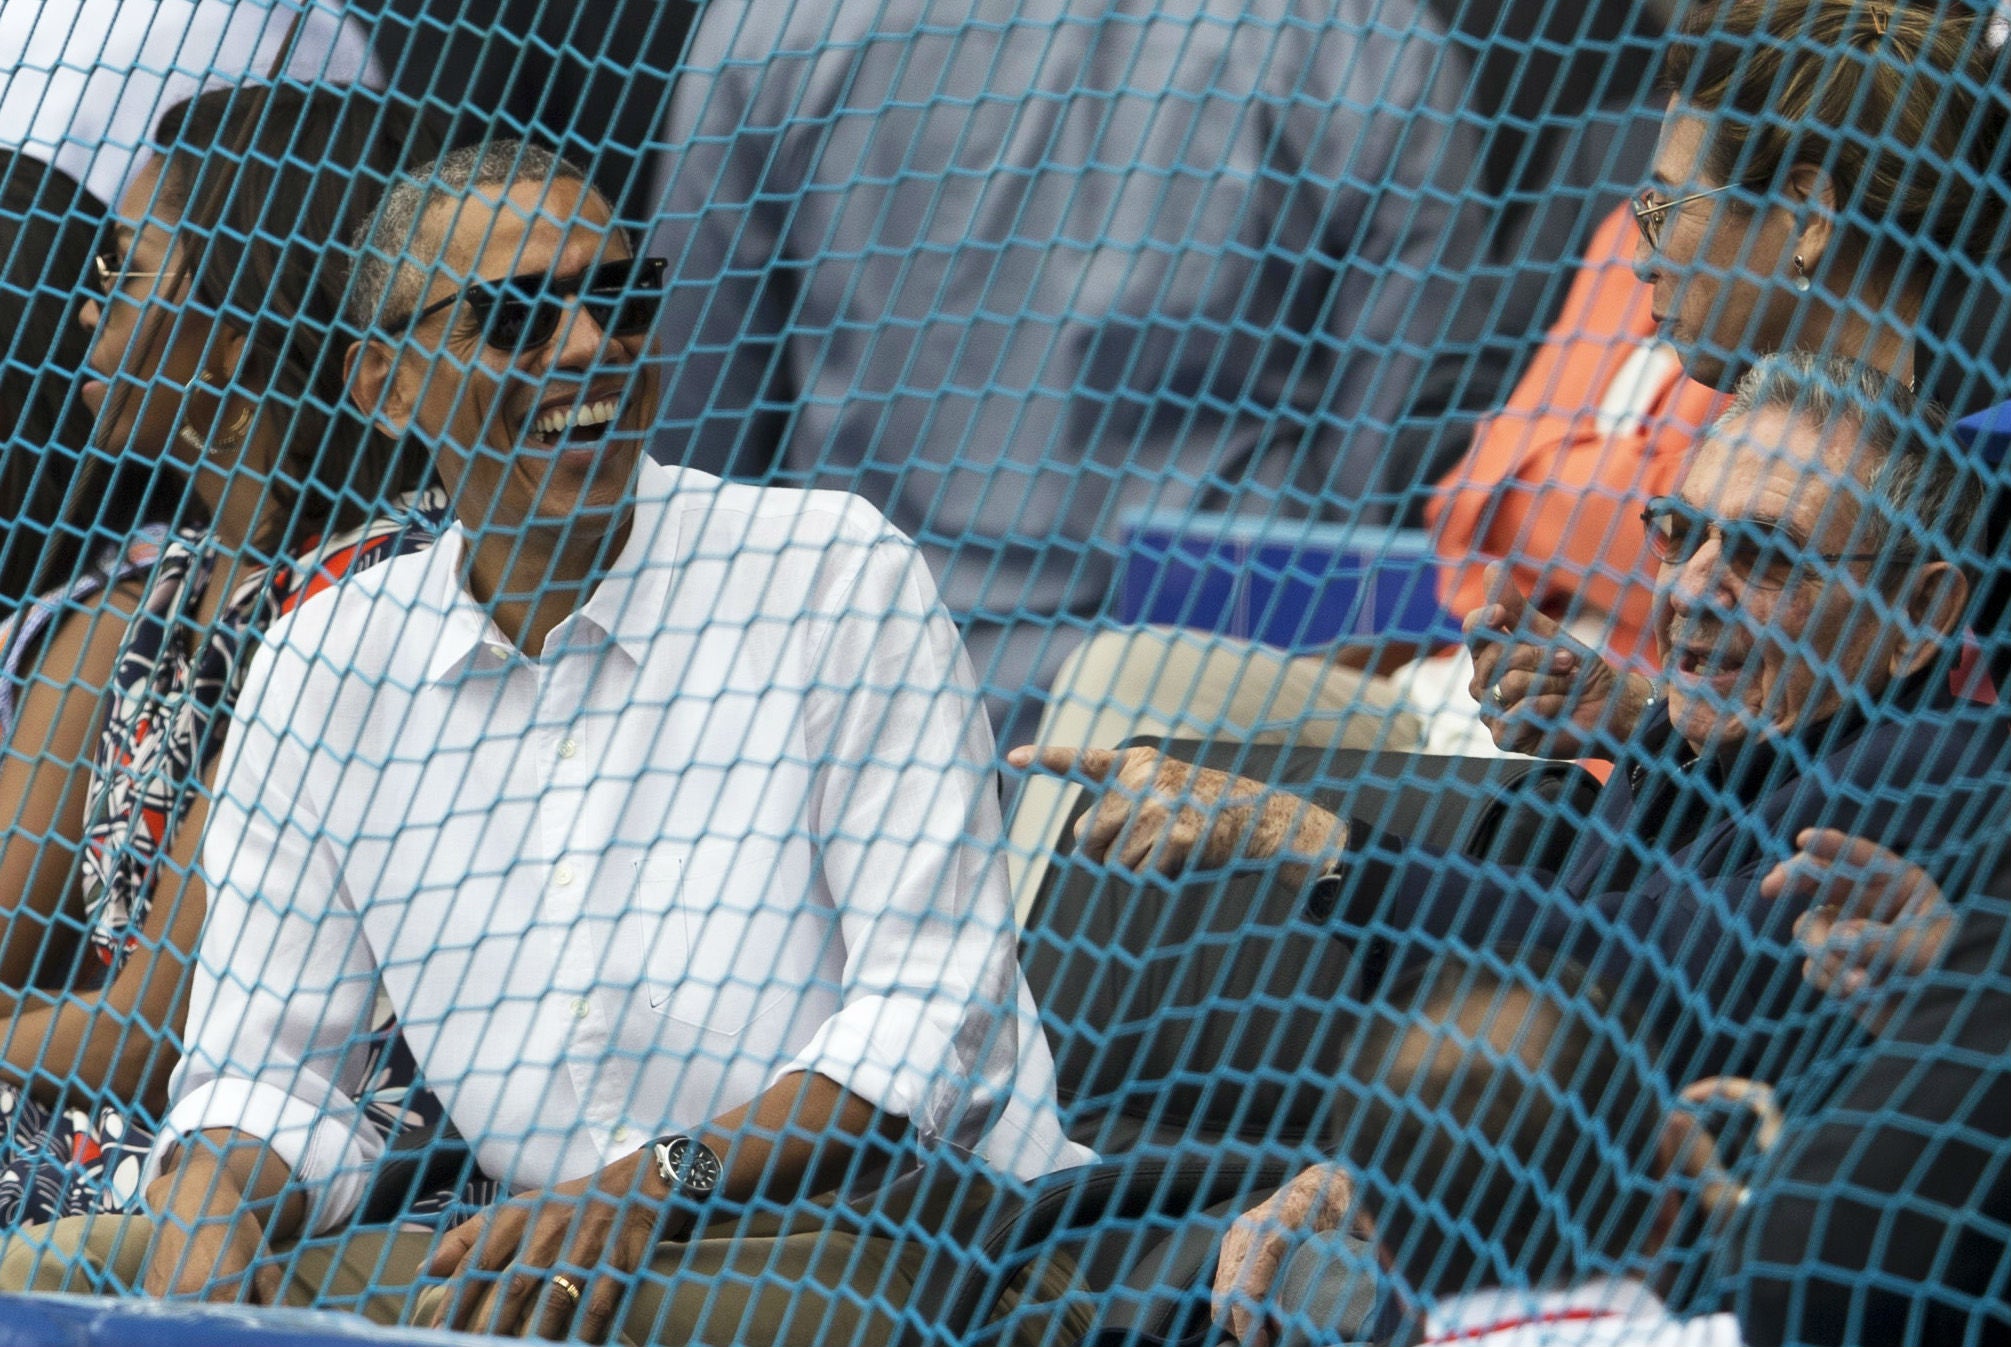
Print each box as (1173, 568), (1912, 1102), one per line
(1824, 682), (2010, 786)
(650, 463), (905, 555)
(1755, 684), (2011, 854)
(0, 529), (161, 663)
(259, 521), (455, 683)
(268, 490), (448, 622)
(680, 0), (899, 75)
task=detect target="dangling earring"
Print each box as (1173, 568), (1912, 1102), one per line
(1791, 254), (1813, 294)
(177, 369), (253, 459)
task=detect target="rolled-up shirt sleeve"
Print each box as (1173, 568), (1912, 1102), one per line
(150, 628), (385, 1234)
(790, 516), (1085, 1177)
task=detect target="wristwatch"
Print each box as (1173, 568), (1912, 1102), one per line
(650, 1134), (723, 1241)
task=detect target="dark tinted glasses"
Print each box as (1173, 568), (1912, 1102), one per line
(1640, 495), (1898, 590)
(385, 256), (667, 353)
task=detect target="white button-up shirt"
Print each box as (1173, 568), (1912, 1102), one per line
(166, 461), (1091, 1231)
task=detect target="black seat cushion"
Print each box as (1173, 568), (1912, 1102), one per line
(1022, 741), (1600, 1153)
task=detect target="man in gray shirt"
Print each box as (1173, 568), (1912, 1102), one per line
(652, 0), (1495, 735)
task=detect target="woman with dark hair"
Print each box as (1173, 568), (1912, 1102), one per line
(0, 167), (169, 992)
(0, 82), (445, 1223)
(0, 152), (150, 613)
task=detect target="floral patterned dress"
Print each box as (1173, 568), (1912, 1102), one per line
(0, 494), (491, 1226)
(0, 527), (171, 731)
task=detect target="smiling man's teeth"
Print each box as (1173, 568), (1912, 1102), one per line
(533, 397), (621, 436)
(1681, 644), (1746, 675)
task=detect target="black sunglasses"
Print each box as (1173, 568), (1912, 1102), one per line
(1640, 495), (1899, 590)
(384, 256), (667, 352)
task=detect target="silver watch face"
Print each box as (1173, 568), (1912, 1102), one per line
(654, 1136), (722, 1196)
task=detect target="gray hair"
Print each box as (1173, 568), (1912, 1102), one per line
(1714, 351), (1977, 581)
(345, 140), (595, 332)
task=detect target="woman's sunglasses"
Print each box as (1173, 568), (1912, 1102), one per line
(1640, 495), (1898, 590)
(383, 256), (668, 353)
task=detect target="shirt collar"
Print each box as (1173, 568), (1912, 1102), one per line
(1633, 667), (1953, 805)
(421, 459), (683, 681)
(572, 459), (679, 665)
(420, 528), (499, 683)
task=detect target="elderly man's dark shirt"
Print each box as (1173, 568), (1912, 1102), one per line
(1716, 897), (2011, 1346)
(1324, 670), (2010, 1080)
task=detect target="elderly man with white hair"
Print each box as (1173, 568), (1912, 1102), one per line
(1020, 350), (2010, 1084)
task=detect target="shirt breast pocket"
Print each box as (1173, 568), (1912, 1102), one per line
(633, 842), (800, 1038)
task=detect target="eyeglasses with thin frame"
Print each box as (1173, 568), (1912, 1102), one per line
(91, 242), (171, 297)
(382, 256), (668, 354)
(1631, 183), (1738, 252)
(1640, 495), (1902, 590)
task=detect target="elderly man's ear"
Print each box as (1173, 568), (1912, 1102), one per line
(345, 338), (415, 441)
(1891, 562), (1971, 678)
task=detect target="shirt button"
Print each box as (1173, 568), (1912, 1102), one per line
(612, 1124), (633, 1144)
(559, 738), (579, 760)
(571, 997), (591, 1020)
(553, 863), (575, 888)
(487, 644), (511, 661)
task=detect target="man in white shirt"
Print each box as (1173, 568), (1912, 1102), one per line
(0, 140), (1090, 1346)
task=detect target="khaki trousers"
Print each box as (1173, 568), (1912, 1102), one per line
(0, 1204), (1090, 1347)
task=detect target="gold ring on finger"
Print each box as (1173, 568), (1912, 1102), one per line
(550, 1273), (583, 1305)
(1489, 684), (1508, 708)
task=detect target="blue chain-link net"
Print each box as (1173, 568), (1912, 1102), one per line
(0, 1), (2005, 1345)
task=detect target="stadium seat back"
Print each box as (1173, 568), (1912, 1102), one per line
(1021, 742), (1602, 1156)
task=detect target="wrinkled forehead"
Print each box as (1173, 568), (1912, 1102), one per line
(1683, 407), (1873, 529)
(415, 177), (622, 290)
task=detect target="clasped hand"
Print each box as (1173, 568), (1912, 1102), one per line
(1212, 1164), (1372, 1347)
(1008, 744), (1347, 874)
(1465, 563), (1652, 757)
(426, 1151), (667, 1341)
